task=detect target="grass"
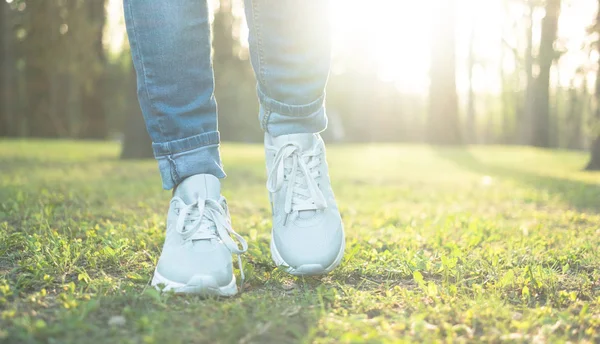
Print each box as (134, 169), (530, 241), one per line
(1, 139), (600, 343)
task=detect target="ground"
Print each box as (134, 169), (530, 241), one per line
(1, 140), (600, 343)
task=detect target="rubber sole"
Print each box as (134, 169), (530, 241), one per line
(270, 227), (346, 276)
(151, 270), (238, 296)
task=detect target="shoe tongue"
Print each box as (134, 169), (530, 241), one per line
(174, 174), (221, 204)
(269, 133), (318, 151)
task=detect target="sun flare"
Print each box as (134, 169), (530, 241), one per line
(330, 0), (433, 93)
(329, 0), (596, 95)
(106, 0), (598, 95)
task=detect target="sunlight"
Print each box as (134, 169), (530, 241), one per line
(330, 0), (433, 93)
(329, 0), (597, 95)
(329, 0), (506, 94)
(106, 0), (598, 95)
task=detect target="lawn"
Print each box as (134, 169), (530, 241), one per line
(1, 140), (600, 343)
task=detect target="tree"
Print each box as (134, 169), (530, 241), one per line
(587, 137), (600, 170)
(21, 0), (56, 137)
(466, 17), (477, 144)
(518, 1), (537, 145)
(121, 63), (153, 159)
(1, 0), (110, 138)
(0, 0), (11, 136)
(428, 0), (461, 145)
(212, 0), (259, 142)
(585, 0), (600, 170)
(531, 0), (560, 147)
(79, 0), (107, 139)
(566, 70), (587, 150)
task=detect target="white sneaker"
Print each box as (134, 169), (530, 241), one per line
(151, 174), (247, 296)
(265, 133), (345, 276)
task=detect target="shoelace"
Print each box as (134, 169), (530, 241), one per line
(266, 142), (327, 224)
(174, 196), (248, 283)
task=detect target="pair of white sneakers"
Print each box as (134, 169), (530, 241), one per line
(150, 132), (345, 296)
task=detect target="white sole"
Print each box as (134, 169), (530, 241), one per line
(151, 269), (238, 296)
(270, 227), (346, 276)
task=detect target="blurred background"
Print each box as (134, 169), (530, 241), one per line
(1, 0), (599, 169)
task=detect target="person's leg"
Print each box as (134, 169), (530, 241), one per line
(124, 0), (223, 191)
(244, 0), (345, 276)
(124, 0), (247, 296)
(244, 0), (331, 136)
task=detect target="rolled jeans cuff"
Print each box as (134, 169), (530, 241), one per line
(257, 86), (328, 137)
(152, 131), (226, 190)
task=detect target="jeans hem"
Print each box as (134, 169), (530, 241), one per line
(259, 105), (328, 137)
(152, 131), (220, 156)
(257, 86), (328, 136)
(152, 131), (225, 190)
(256, 85), (325, 117)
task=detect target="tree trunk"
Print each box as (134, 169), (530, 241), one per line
(21, 1), (59, 137)
(25, 65), (56, 137)
(586, 0), (600, 170)
(80, 83), (107, 139)
(121, 64), (153, 159)
(79, 0), (107, 139)
(500, 33), (510, 144)
(46, 1), (69, 137)
(466, 21), (476, 144)
(0, 0), (9, 137)
(566, 78), (583, 150)
(520, 3), (536, 145)
(428, 0), (461, 145)
(531, 0), (560, 148)
(499, 0), (515, 144)
(586, 137), (600, 170)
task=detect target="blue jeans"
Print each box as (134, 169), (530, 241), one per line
(123, 0), (331, 190)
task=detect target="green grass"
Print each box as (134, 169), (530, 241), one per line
(1, 140), (600, 343)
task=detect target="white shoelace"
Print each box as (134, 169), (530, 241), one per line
(266, 142), (327, 224)
(174, 196), (248, 283)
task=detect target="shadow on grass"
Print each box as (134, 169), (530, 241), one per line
(34, 285), (327, 344)
(433, 147), (600, 213)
